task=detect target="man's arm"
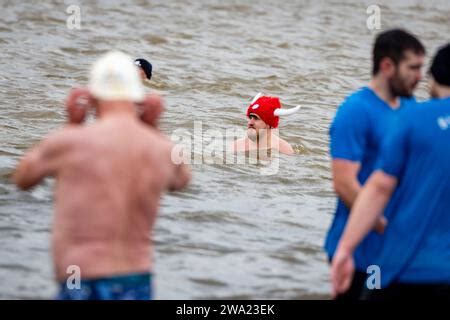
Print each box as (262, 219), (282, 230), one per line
(138, 94), (165, 128)
(13, 134), (65, 190)
(167, 141), (191, 191)
(331, 170), (397, 295)
(330, 101), (366, 208)
(332, 159), (362, 208)
(332, 159), (387, 233)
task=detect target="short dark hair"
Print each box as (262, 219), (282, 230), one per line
(372, 29), (425, 75)
(430, 43), (450, 87)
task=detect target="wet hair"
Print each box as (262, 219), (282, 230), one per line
(372, 29), (425, 75)
(430, 43), (450, 87)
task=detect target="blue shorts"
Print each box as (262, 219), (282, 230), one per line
(56, 272), (152, 300)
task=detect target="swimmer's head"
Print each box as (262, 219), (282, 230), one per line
(247, 95), (282, 129)
(429, 44), (450, 98)
(245, 94), (300, 139)
(89, 51), (145, 103)
(134, 58), (152, 81)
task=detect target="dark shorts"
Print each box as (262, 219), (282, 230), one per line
(56, 272), (152, 300)
(361, 282), (450, 301)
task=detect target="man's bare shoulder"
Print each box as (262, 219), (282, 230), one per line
(142, 125), (173, 146)
(135, 125), (178, 161)
(39, 125), (85, 149)
(277, 137), (295, 155)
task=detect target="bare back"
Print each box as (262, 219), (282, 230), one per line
(47, 116), (183, 280)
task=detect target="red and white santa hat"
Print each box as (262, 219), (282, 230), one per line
(246, 93), (300, 128)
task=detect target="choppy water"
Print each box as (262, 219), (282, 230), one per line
(0, 0), (449, 299)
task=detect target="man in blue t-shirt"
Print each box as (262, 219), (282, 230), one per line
(331, 44), (450, 300)
(325, 29), (425, 300)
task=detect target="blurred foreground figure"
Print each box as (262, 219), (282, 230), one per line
(332, 44), (450, 300)
(13, 51), (190, 300)
(325, 29), (425, 300)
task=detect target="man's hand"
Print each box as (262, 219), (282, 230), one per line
(66, 88), (165, 128)
(331, 247), (355, 298)
(374, 215), (388, 234)
(137, 94), (165, 128)
(65, 87), (94, 124)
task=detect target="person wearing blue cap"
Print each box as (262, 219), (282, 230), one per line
(331, 43), (450, 300)
(134, 58), (153, 81)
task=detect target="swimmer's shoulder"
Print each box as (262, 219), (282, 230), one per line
(277, 137), (295, 155)
(35, 125), (87, 154)
(141, 126), (176, 154)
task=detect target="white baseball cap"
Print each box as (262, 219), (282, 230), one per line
(89, 51), (145, 102)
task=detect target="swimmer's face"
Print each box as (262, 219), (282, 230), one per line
(389, 50), (424, 97)
(247, 113), (269, 141)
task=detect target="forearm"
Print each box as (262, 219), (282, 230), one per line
(337, 174), (393, 253)
(335, 178), (362, 209)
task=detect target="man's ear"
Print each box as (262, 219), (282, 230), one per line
(379, 57), (396, 78)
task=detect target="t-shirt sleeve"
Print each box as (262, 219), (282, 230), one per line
(330, 100), (369, 162)
(375, 112), (410, 178)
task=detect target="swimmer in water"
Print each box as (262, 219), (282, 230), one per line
(134, 58), (152, 81)
(232, 93), (300, 156)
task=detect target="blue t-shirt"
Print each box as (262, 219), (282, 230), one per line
(324, 86), (414, 271)
(371, 97), (450, 287)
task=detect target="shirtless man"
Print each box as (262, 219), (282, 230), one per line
(232, 94), (300, 156)
(13, 51), (190, 300)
